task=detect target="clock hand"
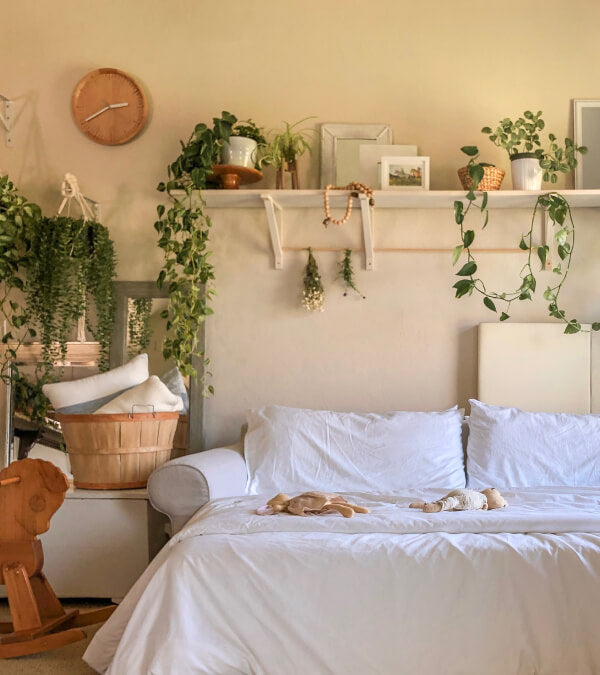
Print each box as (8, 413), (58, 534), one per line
(84, 105), (110, 122)
(108, 102), (129, 109)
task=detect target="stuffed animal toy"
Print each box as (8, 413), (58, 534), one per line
(257, 491), (370, 518)
(409, 488), (507, 513)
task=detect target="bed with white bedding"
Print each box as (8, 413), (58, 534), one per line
(86, 489), (600, 674)
(84, 324), (600, 674)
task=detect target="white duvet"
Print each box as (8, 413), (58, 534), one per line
(85, 488), (600, 675)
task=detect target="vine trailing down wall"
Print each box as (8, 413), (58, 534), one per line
(452, 145), (596, 334)
(0, 175), (117, 422)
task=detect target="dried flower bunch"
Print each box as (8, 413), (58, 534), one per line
(302, 248), (325, 312)
(337, 249), (365, 298)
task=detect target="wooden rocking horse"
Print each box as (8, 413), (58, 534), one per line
(0, 458), (115, 658)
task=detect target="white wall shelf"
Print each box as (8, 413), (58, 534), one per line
(196, 189), (600, 270)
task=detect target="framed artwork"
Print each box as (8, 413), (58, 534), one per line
(358, 144), (418, 188)
(380, 156), (430, 190)
(320, 123), (392, 187)
(573, 99), (600, 189)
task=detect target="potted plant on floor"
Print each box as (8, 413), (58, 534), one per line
(261, 117), (316, 189)
(481, 110), (587, 190)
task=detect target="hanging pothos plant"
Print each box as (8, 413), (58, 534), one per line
(0, 176), (117, 422)
(452, 145), (595, 334)
(155, 111), (237, 392)
(127, 297), (153, 359)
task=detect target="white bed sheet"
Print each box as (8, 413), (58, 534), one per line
(85, 489), (600, 675)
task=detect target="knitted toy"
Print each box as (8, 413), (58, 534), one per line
(256, 491), (370, 518)
(409, 488), (507, 513)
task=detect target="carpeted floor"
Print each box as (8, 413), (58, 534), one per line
(0, 599), (107, 674)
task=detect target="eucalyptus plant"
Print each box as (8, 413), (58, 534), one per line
(481, 110), (587, 183)
(452, 147), (597, 335)
(155, 111), (237, 390)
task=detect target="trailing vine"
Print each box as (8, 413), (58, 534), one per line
(337, 249), (365, 298)
(155, 111), (237, 392)
(128, 298), (153, 358)
(452, 148), (597, 334)
(0, 176), (117, 422)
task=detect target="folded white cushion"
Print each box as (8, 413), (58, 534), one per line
(244, 405), (465, 495)
(43, 354), (149, 411)
(94, 376), (183, 414)
(467, 399), (600, 488)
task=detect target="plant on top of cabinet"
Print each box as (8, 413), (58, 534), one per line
(155, 111), (238, 390)
(261, 117), (316, 189)
(481, 110), (587, 189)
(451, 145), (597, 336)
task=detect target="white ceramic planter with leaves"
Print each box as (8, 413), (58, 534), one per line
(221, 137), (258, 168)
(510, 152), (543, 190)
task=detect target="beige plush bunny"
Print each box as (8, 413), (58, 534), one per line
(410, 488), (507, 513)
(256, 491), (370, 518)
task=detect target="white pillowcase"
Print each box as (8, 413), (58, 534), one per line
(43, 354), (149, 411)
(244, 405), (465, 495)
(94, 376), (183, 414)
(467, 399), (600, 488)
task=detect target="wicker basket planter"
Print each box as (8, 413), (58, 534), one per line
(457, 165), (505, 191)
(57, 412), (179, 489)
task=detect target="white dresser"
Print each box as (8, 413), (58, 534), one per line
(1, 487), (168, 601)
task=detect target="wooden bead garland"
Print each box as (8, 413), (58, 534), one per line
(323, 182), (375, 226)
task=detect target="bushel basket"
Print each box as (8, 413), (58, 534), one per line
(57, 411), (179, 489)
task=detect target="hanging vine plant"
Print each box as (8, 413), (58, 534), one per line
(128, 297), (153, 359)
(452, 146), (596, 334)
(154, 111), (237, 392)
(0, 176), (117, 422)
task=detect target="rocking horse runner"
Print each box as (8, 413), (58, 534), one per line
(0, 458), (115, 659)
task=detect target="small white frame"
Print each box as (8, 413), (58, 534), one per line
(380, 156), (430, 191)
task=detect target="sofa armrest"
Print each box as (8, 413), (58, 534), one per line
(147, 445), (247, 534)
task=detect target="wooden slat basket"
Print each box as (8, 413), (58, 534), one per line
(56, 412), (179, 489)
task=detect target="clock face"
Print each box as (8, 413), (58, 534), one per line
(72, 68), (148, 145)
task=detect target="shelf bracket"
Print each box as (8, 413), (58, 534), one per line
(541, 207), (553, 271)
(0, 96), (14, 147)
(359, 193), (375, 271)
(261, 194), (284, 270)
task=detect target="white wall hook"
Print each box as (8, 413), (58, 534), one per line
(0, 95), (14, 147)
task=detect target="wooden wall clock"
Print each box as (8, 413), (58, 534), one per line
(72, 68), (148, 145)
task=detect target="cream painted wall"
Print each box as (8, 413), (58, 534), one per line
(2, 1), (600, 447)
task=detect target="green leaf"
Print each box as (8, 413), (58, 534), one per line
(564, 321), (581, 334)
(451, 245), (463, 266)
(461, 146), (479, 157)
(519, 236), (529, 250)
(456, 261), (477, 276)
(453, 279), (475, 298)
(537, 245), (548, 268)
(463, 230), (475, 248)
(480, 192), (488, 210)
(483, 297), (497, 312)
(592, 323), (600, 331)
(500, 312), (510, 321)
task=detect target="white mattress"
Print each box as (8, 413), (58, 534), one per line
(85, 489), (600, 675)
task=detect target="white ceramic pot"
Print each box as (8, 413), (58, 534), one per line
(510, 153), (543, 190)
(221, 137), (258, 168)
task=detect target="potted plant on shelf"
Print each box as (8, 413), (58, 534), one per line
(481, 110), (587, 190)
(261, 117), (316, 189)
(221, 119), (267, 169)
(457, 147), (504, 191)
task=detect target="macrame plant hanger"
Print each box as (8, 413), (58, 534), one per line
(56, 174), (100, 343)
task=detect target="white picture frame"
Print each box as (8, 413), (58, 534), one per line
(380, 156), (430, 191)
(573, 99), (600, 189)
(320, 123), (392, 187)
(358, 144), (418, 188)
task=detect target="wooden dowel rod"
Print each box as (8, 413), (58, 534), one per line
(282, 246), (526, 253)
(0, 477), (21, 487)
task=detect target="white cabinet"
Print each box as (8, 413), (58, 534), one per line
(1, 487), (168, 601)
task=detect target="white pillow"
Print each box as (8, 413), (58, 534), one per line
(467, 399), (600, 488)
(43, 354), (149, 411)
(244, 405), (465, 495)
(94, 376), (183, 414)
